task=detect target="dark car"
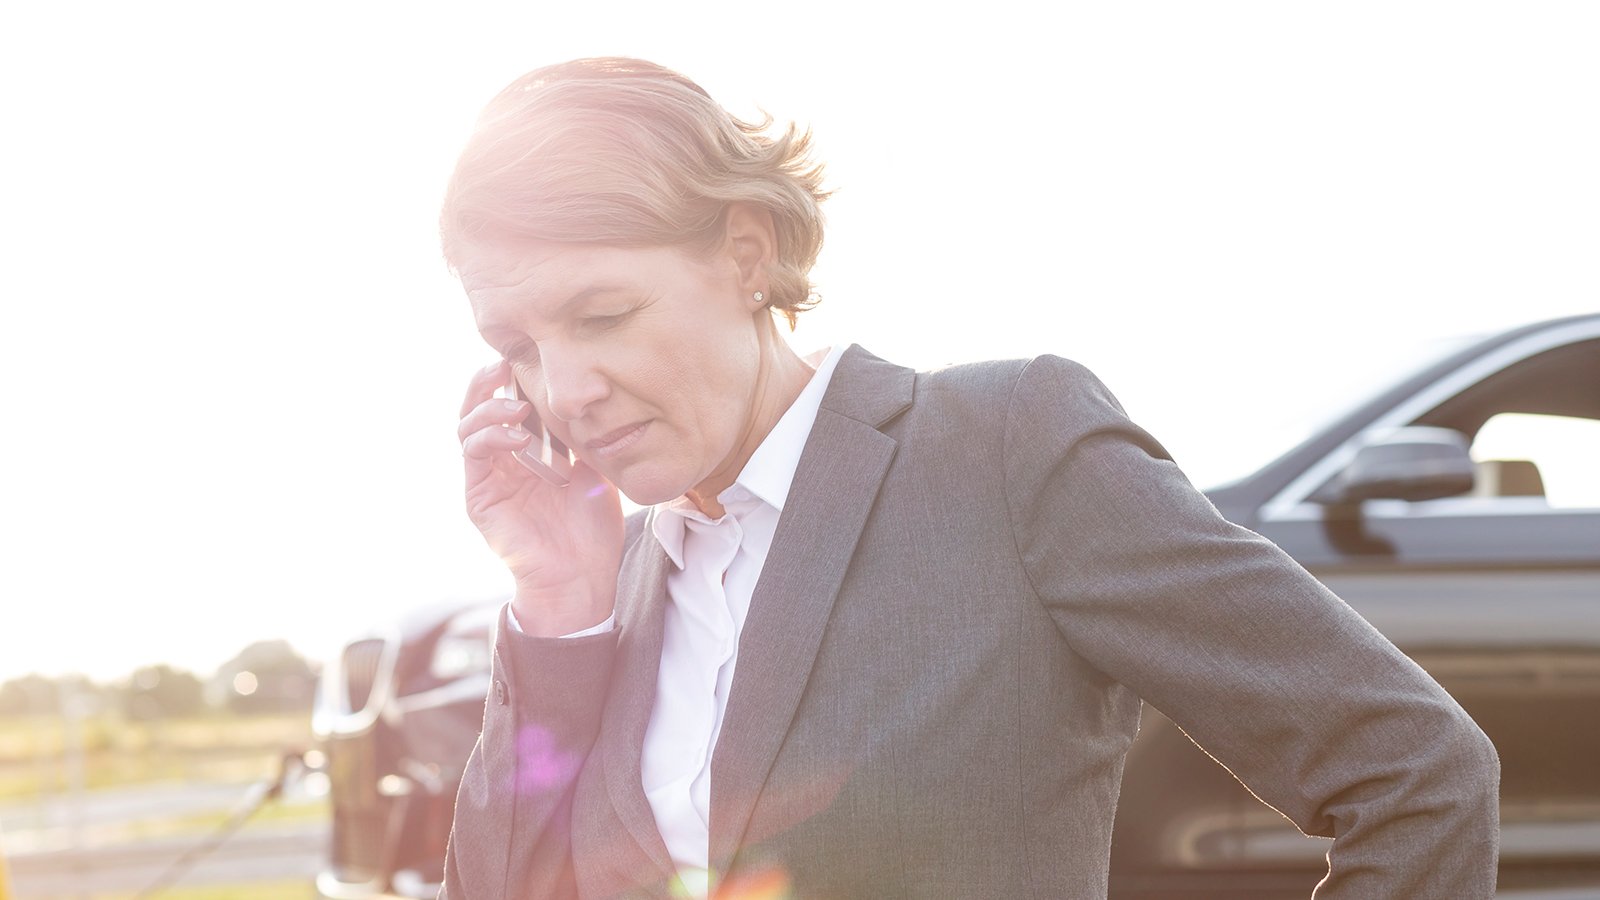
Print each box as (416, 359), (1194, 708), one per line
(314, 313), (1600, 898)
(312, 600), (498, 899)
(1110, 312), (1600, 897)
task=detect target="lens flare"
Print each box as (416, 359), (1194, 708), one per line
(510, 723), (581, 794)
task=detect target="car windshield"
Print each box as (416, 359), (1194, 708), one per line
(1194, 330), (1484, 491)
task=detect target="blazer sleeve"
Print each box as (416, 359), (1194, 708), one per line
(440, 604), (618, 900)
(1002, 355), (1500, 899)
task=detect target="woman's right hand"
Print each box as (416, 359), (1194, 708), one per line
(457, 360), (624, 636)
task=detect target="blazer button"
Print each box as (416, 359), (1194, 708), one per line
(494, 679), (508, 706)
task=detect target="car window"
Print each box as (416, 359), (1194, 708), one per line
(1401, 336), (1600, 511)
(1299, 335), (1600, 510)
(1470, 413), (1600, 509)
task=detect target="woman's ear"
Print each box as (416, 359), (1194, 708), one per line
(722, 203), (776, 304)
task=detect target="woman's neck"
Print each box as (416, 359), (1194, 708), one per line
(685, 330), (817, 519)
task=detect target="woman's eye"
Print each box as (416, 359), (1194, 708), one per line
(582, 310), (631, 331)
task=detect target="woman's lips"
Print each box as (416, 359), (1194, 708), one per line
(586, 421), (648, 459)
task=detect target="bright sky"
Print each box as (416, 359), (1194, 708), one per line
(2, 2), (1596, 684)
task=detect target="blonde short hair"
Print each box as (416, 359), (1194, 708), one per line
(440, 57), (829, 328)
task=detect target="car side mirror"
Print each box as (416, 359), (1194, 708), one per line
(1317, 426), (1475, 504)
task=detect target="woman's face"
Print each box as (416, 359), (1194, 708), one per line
(462, 239), (769, 506)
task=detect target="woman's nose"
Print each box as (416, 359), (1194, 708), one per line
(538, 344), (609, 422)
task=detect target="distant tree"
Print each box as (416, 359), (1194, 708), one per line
(0, 673), (58, 717)
(0, 673), (112, 718)
(120, 664), (206, 720)
(210, 639), (317, 715)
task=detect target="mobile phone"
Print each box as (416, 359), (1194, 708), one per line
(502, 373), (573, 488)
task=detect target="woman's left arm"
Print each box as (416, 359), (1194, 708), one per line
(1003, 354), (1500, 900)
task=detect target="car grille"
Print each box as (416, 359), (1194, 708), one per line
(331, 807), (389, 884)
(343, 638), (385, 713)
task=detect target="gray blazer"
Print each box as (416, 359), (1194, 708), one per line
(440, 346), (1499, 899)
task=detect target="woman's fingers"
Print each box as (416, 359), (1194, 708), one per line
(459, 358), (511, 419)
(455, 359), (623, 622)
(458, 396), (533, 443)
(462, 419), (534, 461)
(458, 360), (539, 471)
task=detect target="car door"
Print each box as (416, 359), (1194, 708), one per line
(1254, 324), (1600, 882)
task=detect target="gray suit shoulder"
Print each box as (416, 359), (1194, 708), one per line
(917, 354), (1113, 404)
(889, 354), (1133, 454)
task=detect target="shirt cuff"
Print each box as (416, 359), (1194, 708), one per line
(505, 602), (617, 639)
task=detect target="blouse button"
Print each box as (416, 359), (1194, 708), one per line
(494, 679), (508, 706)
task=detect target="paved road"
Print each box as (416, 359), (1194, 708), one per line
(0, 780), (274, 854)
(2, 776), (328, 896)
(7, 824), (324, 896)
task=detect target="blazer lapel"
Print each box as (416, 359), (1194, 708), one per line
(708, 344), (915, 876)
(599, 523), (678, 884)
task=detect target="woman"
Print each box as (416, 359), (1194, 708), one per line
(442, 58), (1498, 899)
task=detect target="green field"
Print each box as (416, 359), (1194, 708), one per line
(0, 712), (311, 802)
(1, 711), (329, 898)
